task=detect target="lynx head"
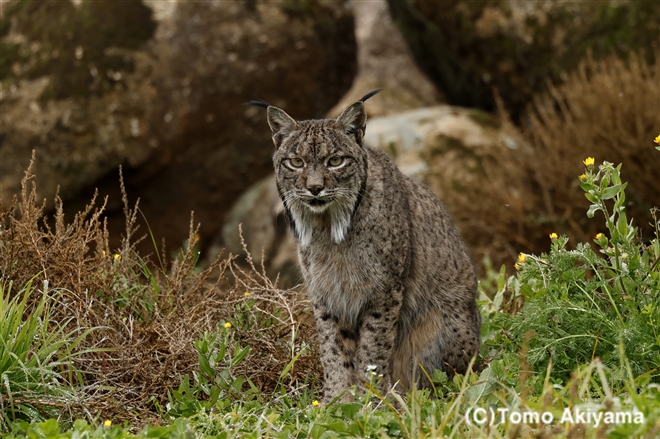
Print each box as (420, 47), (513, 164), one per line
(246, 90), (381, 246)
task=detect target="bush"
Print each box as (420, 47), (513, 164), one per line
(492, 156), (660, 386)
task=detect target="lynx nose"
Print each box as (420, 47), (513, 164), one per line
(306, 172), (324, 196)
(307, 183), (324, 196)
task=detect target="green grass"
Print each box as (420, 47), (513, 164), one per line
(5, 361), (660, 438)
(0, 279), (95, 430)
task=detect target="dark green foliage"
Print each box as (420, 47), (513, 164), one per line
(0, 42), (19, 79)
(500, 160), (660, 385)
(0, 280), (93, 430)
(0, 0), (156, 99)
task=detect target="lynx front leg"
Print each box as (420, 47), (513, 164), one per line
(312, 301), (359, 402)
(354, 291), (403, 395)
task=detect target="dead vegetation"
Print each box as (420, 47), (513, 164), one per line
(0, 155), (319, 425)
(429, 50), (660, 270)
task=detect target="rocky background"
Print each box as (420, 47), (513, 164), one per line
(1, 0), (658, 283)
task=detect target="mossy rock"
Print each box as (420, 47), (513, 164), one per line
(386, 0), (658, 120)
(0, 0), (156, 99)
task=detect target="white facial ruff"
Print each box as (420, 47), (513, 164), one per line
(287, 192), (357, 246)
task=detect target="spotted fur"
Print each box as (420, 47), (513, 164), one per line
(255, 91), (481, 401)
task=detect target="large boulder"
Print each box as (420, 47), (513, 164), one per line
(0, 0), (356, 255)
(386, 0), (659, 119)
(213, 175), (298, 287)
(0, 0), (159, 203)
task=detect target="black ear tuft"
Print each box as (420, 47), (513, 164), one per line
(359, 89), (383, 103)
(244, 99), (272, 109)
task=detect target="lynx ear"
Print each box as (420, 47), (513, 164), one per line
(267, 106), (299, 149)
(335, 102), (367, 146)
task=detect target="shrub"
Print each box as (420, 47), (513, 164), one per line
(493, 156), (660, 385)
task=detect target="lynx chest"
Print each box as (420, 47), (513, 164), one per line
(300, 235), (391, 324)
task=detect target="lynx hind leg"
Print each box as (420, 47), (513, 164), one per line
(394, 304), (480, 390)
(417, 309), (480, 386)
(392, 308), (446, 390)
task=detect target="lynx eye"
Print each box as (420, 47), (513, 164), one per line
(327, 156), (344, 167)
(288, 158), (304, 168)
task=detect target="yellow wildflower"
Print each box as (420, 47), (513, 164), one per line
(518, 253), (526, 264)
(103, 420), (112, 427)
(549, 233), (558, 239)
(514, 263), (520, 270)
(113, 253), (121, 260)
(244, 291), (250, 297)
(654, 134), (660, 144)
(579, 174), (586, 181)
(595, 233), (604, 240)
(312, 400), (320, 407)
(102, 250), (107, 257)
(583, 157), (595, 166)
(224, 322), (232, 329)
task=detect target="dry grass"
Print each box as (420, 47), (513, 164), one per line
(431, 50), (660, 271)
(0, 154), (319, 425)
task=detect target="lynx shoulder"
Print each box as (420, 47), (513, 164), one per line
(247, 90), (481, 400)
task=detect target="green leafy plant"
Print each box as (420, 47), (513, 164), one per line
(503, 155), (660, 385)
(164, 323), (255, 420)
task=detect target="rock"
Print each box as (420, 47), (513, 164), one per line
(386, 0), (659, 119)
(0, 0), (159, 204)
(328, 0), (442, 118)
(213, 175), (298, 288)
(362, 106), (490, 182)
(364, 106), (526, 271)
(0, 0), (356, 256)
